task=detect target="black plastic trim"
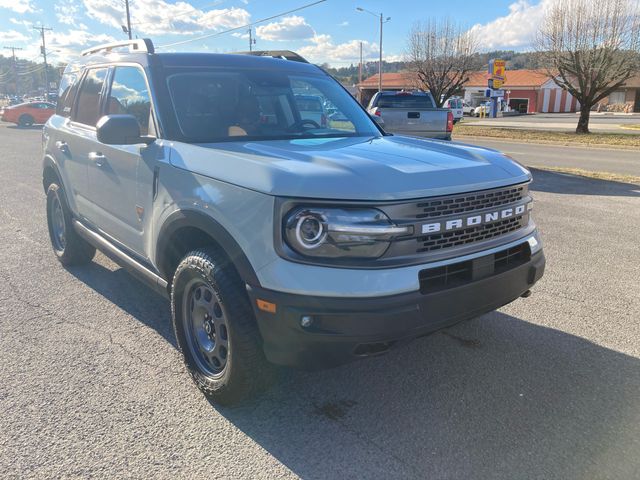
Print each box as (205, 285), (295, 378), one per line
(73, 220), (169, 298)
(155, 209), (260, 287)
(248, 250), (545, 369)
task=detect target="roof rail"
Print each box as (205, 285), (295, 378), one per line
(233, 50), (309, 63)
(81, 38), (155, 57)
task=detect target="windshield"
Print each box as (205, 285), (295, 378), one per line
(165, 68), (379, 142)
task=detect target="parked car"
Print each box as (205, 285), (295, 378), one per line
(462, 101), (474, 116)
(1, 101), (56, 126)
(367, 90), (453, 140)
(294, 94), (327, 127)
(473, 102), (491, 117)
(43, 40), (544, 404)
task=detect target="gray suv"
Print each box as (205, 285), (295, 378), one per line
(42, 39), (545, 404)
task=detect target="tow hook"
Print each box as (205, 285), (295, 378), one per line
(521, 290), (532, 298)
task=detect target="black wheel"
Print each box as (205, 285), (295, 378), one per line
(171, 247), (274, 405)
(46, 183), (95, 266)
(18, 114), (34, 127)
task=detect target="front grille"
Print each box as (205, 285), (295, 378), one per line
(413, 185), (526, 220)
(417, 215), (526, 253)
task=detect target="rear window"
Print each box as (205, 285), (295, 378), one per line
(56, 70), (80, 118)
(377, 94), (434, 109)
(73, 68), (108, 126)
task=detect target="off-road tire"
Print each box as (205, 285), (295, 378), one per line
(46, 183), (96, 266)
(18, 114), (34, 127)
(171, 247), (275, 405)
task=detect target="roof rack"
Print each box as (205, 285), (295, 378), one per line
(233, 50), (309, 63)
(81, 38), (155, 57)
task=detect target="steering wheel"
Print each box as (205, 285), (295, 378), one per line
(288, 119), (321, 131)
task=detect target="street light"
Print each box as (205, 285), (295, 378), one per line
(356, 7), (390, 93)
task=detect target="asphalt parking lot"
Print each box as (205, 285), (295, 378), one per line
(1, 124), (639, 479)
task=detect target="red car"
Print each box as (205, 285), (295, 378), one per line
(1, 101), (56, 127)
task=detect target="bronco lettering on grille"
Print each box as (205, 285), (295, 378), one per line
(421, 204), (527, 234)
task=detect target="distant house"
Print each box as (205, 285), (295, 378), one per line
(356, 69), (640, 113)
(598, 74), (640, 112)
(357, 72), (419, 106)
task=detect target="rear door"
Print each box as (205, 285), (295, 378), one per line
(54, 67), (109, 219)
(87, 64), (155, 257)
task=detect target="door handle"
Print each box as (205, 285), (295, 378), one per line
(88, 151), (106, 167)
(55, 140), (69, 153)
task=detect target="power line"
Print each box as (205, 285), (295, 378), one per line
(157, 0), (327, 49)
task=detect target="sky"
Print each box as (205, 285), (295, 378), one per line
(0, 0), (554, 66)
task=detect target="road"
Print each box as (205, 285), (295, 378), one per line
(464, 112), (640, 134)
(453, 136), (640, 177)
(1, 124), (639, 479)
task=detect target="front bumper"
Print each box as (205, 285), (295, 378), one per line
(248, 247), (545, 369)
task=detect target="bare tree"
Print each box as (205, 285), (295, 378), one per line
(407, 19), (478, 108)
(536, 0), (640, 133)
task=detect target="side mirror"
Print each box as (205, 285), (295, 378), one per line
(96, 114), (154, 145)
(369, 113), (385, 127)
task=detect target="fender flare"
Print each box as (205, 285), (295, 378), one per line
(42, 155), (62, 192)
(156, 209), (260, 287)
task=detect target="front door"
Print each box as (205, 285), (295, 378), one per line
(87, 65), (155, 258)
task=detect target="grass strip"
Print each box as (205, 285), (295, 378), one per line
(453, 124), (640, 148)
(530, 165), (640, 184)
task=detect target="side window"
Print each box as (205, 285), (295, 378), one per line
(106, 66), (152, 135)
(73, 68), (108, 126)
(56, 70), (80, 118)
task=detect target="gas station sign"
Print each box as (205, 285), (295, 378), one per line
(489, 59), (506, 89)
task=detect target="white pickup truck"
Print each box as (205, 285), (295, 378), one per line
(367, 91), (453, 140)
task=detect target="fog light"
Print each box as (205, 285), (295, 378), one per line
(300, 315), (314, 328)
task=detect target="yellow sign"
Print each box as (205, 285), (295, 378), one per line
(492, 78), (504, 89)
(492, 59), (506, 80)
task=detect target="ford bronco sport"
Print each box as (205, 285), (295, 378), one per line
(42, 39), (545, 404)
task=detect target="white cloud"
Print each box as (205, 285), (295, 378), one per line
(0, 0), (34, 14)
(82, 0), (250, 36)
(468, 0), (549, 50)
(256, 16), (314, 41)
(0, 30), (30, 44)
(338, 21), (349, 27)
(55, 0), (81, 26)
(16, 29), (119, 63)
(9, 17), (32, 28)
(298, 34), (378, 64)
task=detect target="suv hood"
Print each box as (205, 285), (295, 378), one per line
(168, 135), (531, 200)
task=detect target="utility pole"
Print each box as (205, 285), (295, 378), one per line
(3, 46), (23, 97)
(248, 28), (256, 51)
(359, 41), (363, 85)
(33, 25), (53, 100)
(125, 0), (132, 40)
(356, 7), (390, 93)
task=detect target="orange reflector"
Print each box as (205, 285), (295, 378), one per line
(256, 299), (277, 314)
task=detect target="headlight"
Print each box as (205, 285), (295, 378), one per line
(284, 207), (412, 259)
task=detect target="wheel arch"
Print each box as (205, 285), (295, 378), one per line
(42, 155), (62, 193)
(156, 209), (260, 288)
